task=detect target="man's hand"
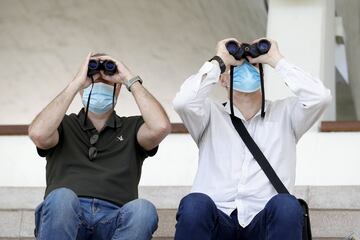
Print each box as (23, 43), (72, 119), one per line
(29, 53), (96, 150)
(95, 55), (136, 84)
(72, 52), (100, 91)
(215, 38), (244, 72)
(247, 38), (283, 68)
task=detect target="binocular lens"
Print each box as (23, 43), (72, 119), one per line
(225, 41), (239, 55)
(257, 40), (271, 53)
(226, 39), (271, 60)
(104, 61), (116, 71)
(87, 59), (117, 76)
(88, 60), (99, 70)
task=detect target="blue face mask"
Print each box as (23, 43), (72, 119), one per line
(82, 82), (117, 115)
(232, 61), (261, 93)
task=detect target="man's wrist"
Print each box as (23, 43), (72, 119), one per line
(123, 73), (136, 82)
(129, 81), (142, 92)
(68, 80), (83, 93)
(209, 56), (226, 74)
(268, 54), (284, 68)
(210, 60), (220, 68)
(125, 75), (143, 91)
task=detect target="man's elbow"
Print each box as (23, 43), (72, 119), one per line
(320, 90), (333, 108)
(172, 94), (187, 113)
(28, 126), (56, 149)
(28, 125), (42, 144)
(141, 123), (171, 151)
(155, 121), (172, 139)
(28, 132), (45, 148)
(151, 121), (172, 144)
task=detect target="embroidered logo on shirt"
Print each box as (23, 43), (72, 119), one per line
(117, 136), (124, 142)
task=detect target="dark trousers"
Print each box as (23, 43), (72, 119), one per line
(174, 193), (304, 240)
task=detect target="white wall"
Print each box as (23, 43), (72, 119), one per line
(265, 0), (336, 121)
(1, 0), (359, 187)
(0, 0), (266, 124)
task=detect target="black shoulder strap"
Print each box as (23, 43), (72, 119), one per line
(230, 114), (289, 194)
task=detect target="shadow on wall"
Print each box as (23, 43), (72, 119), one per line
(0, 0), (267, 124)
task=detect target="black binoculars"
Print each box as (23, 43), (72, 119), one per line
(226, 39), (271, 60)
(87, 59), (117, 77)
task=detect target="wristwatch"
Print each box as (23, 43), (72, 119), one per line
(125, 75), (143, 91)
(209, 56), (226, 74)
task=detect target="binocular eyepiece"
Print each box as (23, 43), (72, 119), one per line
(226, 39), (271, 60)
(87, 59), (117, 77)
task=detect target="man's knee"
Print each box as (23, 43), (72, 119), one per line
(177, 193), (217, 224)
(265, 194), (304, 224)
(42, 188), (80, 217)
(122, 198), (158, 231)
(35, 187), (80, 237)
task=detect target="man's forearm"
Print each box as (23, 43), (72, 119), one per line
(29, 82), (80, 141)
(130, 82), (170, 133)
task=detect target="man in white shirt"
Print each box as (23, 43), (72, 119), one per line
(172, 38), (331, 240)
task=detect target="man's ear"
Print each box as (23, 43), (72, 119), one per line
(219, 73), (230, 88)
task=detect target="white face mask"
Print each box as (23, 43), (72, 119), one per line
(82, 82), (117, 115)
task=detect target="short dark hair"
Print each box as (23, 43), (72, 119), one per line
(91, 53), (108, 57)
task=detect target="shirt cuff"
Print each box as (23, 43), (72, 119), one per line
(199, 61), (221, 80)
(274, 57), (289, 72)
(179, 61), (220, 96)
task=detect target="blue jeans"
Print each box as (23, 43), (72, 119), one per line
(175, 193), (304, 240)
(34, 188), (158, 240)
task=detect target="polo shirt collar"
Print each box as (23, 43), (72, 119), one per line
(77, 108), (123, 131)
(223, 100), (268, 121)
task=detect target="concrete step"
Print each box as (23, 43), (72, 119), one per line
(0, 186), (360, 239)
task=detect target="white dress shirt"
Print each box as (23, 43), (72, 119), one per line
(173, 58), (332, 227)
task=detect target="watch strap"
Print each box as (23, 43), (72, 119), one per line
(125, 75), (143, 91)
(209, 56), (226, 74)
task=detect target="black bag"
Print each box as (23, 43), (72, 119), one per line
(230, 115), (312, 240)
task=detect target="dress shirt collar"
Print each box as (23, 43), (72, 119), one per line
(223, 100), (269, 121)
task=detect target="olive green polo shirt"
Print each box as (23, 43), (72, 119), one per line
(37, 108), (158, 206)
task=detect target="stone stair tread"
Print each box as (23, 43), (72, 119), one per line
(1, 186), (360, 238)
(1, 186), (360, 210)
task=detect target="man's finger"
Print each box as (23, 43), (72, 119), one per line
(251, 38), (267, 44)
(97, 55), (118, 63)
(100, 71), (118, 81)
(81, 52), (92, 71)
(85, 52), (92, 63)
(92, 73), (101, 81)
(234, 59), (245, 66)
(221, 37), (240, 44)
(247, 57), (257, 64)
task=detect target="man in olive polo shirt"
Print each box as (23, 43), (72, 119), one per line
(28, 52), (171, 240)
